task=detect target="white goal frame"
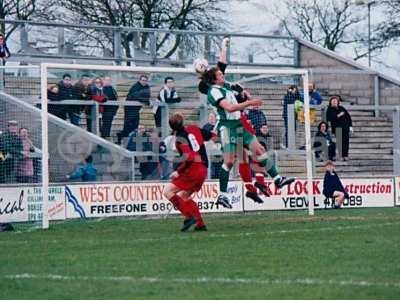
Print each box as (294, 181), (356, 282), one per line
(40, 63), (314, 228)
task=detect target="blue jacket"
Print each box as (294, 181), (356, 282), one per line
(323, 171), (348, 198)
(299, 90), (323, 105)
(70, 163), (97, 182)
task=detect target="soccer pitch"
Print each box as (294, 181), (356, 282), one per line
(1, 208), (400, 300)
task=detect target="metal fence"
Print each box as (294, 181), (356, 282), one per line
(2, 19), (298, 67)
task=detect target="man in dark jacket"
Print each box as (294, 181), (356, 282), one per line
(153, 76), (181, 128)
(322, 160), (349, 208)
(117, 75), (150, 144)
(0, 120), (23, 183)
(282, 85), (300, 148)
(74, 74), (91, 131)
(57, 74), (80, 126)
(101, 76), (119, 138)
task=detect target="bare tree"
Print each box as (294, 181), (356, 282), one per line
(374, 1), (400, 46)
(0, 0), (37, 39)
(271, 0), (365, 51)
(39, 0), (226, 62)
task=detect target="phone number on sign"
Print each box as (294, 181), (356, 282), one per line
(324, 196), (363, 208)
(151, 201), (223, 212)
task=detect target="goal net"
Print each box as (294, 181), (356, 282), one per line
(0, 63), (314, 231)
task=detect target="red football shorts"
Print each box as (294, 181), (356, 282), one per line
(172, 163), (207, 193)
(240, 113), (256, 135)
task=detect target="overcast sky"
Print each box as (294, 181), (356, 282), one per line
(227, 0), (400, 79)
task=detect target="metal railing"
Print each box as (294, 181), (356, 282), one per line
(2, 19), (298, 67)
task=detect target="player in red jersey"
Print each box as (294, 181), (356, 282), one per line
(163, 113), (213, 232)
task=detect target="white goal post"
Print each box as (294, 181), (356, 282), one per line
(39, 63), (314, 229)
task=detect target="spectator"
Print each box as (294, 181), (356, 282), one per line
(247, 106), (267, 136)
(74, 74), (92, 131)
(202, 111), (217, 132)
(126, 126), (161, 180)
(101, 76), (119, 139)
(87, 77), (106, 133)
(298, 83), (323, 124)
(139, 130), (163, 180)
(57, 74), (80, 125)
(17, 128), (36, 183)
(202, 112), (221, 179)
(326, 96), (353, 161)
(47, 85), (65, 119)
(282, 85), (300, 148)
(117, 75), (150, 144)
(67, 155), (97, 182)
(0, 33), (10, 65)
(0, 120), (23, 183)
(300, 83), (323, 105)
(258, 125), (273, 151)
(126, 125), (148, 151)
(152, 76), (181, 128)
(160, 133), (176, 179)
(313, 121), (336, 162)
(322, 160), (349, 208)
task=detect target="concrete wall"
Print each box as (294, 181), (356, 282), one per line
(299, 43), (400, 106)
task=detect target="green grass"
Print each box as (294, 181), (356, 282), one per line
(1, 208), (400, 300)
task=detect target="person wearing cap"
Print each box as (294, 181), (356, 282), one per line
(0, 120), (23, 183)
(322, 160), (349, 208)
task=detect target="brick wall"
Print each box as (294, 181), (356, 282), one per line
(299, 42), (400, 106)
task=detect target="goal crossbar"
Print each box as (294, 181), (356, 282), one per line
(39, 63), (314, 229)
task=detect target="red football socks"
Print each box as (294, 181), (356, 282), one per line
(239, 163), (257, 193)
(256, 173), (266, 185)
(187, 198), (205, 227)
(170, 195), (191, 218)
(170, 195), (205, 227)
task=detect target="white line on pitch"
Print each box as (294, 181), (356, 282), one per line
(4, 273), (400, 289)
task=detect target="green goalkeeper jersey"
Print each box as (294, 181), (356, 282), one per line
(207, 84), (241, 126)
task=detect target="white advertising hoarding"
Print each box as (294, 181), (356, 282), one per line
(66, 181), (243, 219)
(395, 177), (400, 206)
(244, 178), (394, 211)
(0, 186), (65, 223)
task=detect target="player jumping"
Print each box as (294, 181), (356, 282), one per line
(196, 38), (271, 205)
(163, 113), (212, 232)
(203, 67), (295, 208)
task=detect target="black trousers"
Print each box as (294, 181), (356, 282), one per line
(154, 108), (162, 128)
(336, 127), (350, 158)
(120, 108), (140, 138)
(101, 109), (117, 138)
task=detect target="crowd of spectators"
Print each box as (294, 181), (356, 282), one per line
(0, 120), (39, 184)
(2, 69), (356, 183)
(282, 83), (353, 162)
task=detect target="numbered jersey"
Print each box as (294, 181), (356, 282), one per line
(175, 125), (213, 171)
